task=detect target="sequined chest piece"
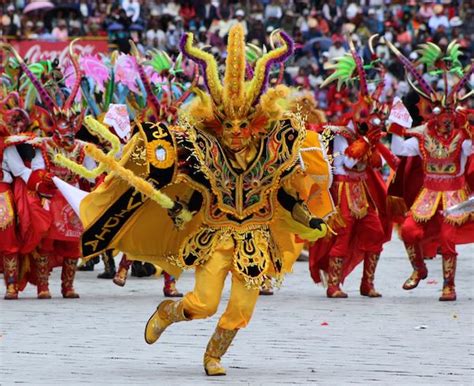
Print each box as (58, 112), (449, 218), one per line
(422, 131), (463, 176)
(185, 122), (302, 226)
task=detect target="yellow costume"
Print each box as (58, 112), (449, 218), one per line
(63, 25), (334, 375)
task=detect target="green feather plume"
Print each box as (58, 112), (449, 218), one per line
(320, 53), (357, 90)
(416, 42), (442, 69)
(445, 40), (463, 76)
(146, 49), (172, 74)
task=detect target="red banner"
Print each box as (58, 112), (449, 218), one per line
(8, 39), (109, 64)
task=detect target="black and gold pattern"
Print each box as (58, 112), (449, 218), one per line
(170, 225), (283, 289)
(81, 122), (177, 258)
(179, 227), (221, 267)
(81, 117), (305, 288)
(186, 120), (305, 223)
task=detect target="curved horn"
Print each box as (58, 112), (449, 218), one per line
(223, 24), (246, 118)
(64, 38), (83, 110)
(368, 34), (379, 56)
(179, 33), (222, 105)
(407, 76), (432, 100)
(459, 89), (474, 101)
(0, 43), (57, 110)
(348, 37), (368, 96)
(129, 40), (161, 114)
(247, 29), (294, 106)
(384, 38), (436, 100)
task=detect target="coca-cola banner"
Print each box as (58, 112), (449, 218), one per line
(8, 39), (109, 64)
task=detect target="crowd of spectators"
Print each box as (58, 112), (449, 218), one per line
(1, 0), (473, 120)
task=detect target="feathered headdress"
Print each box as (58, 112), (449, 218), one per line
(0, 40), (84, 134)
(320, 35), (388, 128)
(385, 39), (472, 125)
(129, 42), (199, 124)
(179, 24), (294, 137)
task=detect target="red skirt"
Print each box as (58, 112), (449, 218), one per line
(46, 192), (83, 242)
(13, 179), (51, 254)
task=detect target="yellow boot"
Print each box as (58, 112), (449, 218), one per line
(144, 300), (187, 344)
(204, 327), (238, 376)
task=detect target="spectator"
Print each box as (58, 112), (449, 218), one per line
(428, 5), (450, 32)
(322, 0), (342, 23)
(366, 9), (381, 34)
(145, 18), (167, 50)
(315, 11), (330, 35)
(179, 1), (196, 28)
(418, 2), (434, 21)
(52, 20), (69, 42)
(2, 5), (20, 37)
(166, 23), (181, 53)
(122, 0), (141, 23)
(234, 9), (248, 35)
(2, 0), (471, 117)
(162, 1), (180, 17)
(265, 0), (283, 27)
(70, 19), (83, 37)
(79, 0), (92, 18)
(23, 21), (35, 39)
(200, 0), (219, 28)
(247, 18), (266, 45)
(34, 21), (52, 40)
(327, 34), (346, 63)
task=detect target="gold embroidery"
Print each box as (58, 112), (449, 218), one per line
(0, 190), (15, 230)
(344, 181), (369, 219)
(170, 225), (282, 289)
(411, 188), (442, 222)
(130, 142), (147, 167)
(146, 139), (176, 169)
(190, 121), (306, 221)
(442, 188), (470, 225)
(424, 132), (462, 159)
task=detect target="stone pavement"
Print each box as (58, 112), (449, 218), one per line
(0, 238), (473, 385)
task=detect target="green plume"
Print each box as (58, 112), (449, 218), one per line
(320, 53), (357, 90)
(146, 49), (172, 73)
(416, 42), (442, 69)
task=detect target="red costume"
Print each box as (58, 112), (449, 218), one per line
(386, 39), (474, 301)
(0, 142), (24, 300)
(2, 42), (90, 298)
(29, 137), (88, 299)
(309, 36), (397, 298)
(0, 93), (51, 299)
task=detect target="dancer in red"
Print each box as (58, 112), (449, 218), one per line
(2, 42), (94, 298)
(386, 40), (473, 301)
(309, 36), (398, 298)
(0, 137), (31, 299)
(0, 93), (52, 299)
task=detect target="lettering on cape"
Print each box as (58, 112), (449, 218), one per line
(81, 122), (176, 257)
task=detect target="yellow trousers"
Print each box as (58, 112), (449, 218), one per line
(182, 237), (260, 330)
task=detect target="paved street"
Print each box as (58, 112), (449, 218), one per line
(1, 237), (473, 385)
